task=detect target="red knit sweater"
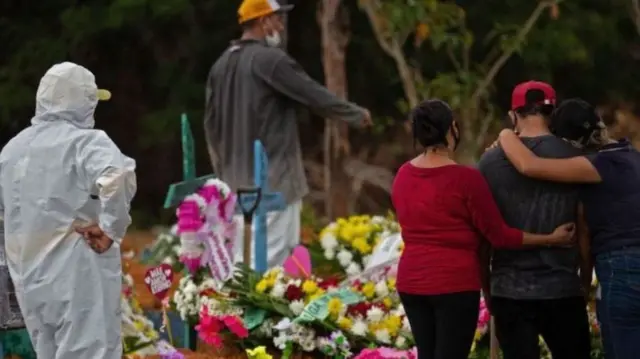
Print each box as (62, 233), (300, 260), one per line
(391, 163), (523, 295)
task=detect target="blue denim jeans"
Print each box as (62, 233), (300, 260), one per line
(595, 247), (640, 359)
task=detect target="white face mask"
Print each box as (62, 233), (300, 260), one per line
(265, 31), (282, 47)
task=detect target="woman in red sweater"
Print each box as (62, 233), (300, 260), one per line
(391, 99), (576, 359)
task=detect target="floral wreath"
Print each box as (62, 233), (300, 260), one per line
(176, 179), (238, 284)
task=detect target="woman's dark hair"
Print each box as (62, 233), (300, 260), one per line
(411, 99), (455, 149)
(514, 89), (555, 118)
(550, 98), (604, 147)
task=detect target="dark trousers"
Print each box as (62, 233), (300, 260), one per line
(399, 291), (479, 359)
(595, 248), (640, 359)
(492, 296), (591, 359)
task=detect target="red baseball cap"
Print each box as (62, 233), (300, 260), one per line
(511, 81), (556, 110)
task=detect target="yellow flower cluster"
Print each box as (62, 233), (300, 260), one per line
(255, 267), (282, 294)
(246, 346), (273, 359)
(321, 214), (400, 256)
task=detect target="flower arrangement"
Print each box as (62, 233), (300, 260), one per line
(353, 347), (417, 359)
(121, 273), (163, 356)
(176, 179), (237, 281)
(317, 214), (401, 276)
(195, 306), (249, 348)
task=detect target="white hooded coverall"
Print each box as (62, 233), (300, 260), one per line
(0, 62), (137, 359)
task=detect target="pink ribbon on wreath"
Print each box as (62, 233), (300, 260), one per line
(196, 195), (235, 283)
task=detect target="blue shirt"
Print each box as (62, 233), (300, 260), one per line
(582, 140), (640, 255)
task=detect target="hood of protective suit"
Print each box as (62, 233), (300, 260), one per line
(31, 62), (102, 129)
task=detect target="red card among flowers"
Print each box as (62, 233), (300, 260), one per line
(144, 263), (174, 301)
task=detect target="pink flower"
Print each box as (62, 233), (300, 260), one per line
(354, 348), (417, 359)
(180, 255), (201, 274)
(222, 315), (249, 338)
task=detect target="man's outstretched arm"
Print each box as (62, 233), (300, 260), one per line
(258, 52), (370, 126)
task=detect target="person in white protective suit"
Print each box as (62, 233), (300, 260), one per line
(0, 62), (137, 359)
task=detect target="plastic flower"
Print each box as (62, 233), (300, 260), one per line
(246, 346), (273, 359)
(255, 279), (269, 294)
(327, 297), (343, 318)
(285, 284), (305, 301)
(302, 280), (318, 295)
(361, 282), (376, 299)
(337, 316), (353, 331)
(222, 315), (249, 338)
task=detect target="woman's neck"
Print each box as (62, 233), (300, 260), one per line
(411, 148), (456, 168)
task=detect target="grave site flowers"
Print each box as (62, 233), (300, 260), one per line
(313, 214), (402, 276)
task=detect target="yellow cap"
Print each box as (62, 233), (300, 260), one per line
(237, 0), (293, 24)
(97, 89), (111, 101)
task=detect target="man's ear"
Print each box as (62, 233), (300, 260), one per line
(508, 111), (516, 128)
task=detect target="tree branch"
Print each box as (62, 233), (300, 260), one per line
(631, 0), (640, 36)
(359, 0), (419, 108)
(471, 1), (554, 103)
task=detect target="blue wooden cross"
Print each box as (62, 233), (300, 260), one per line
(163, 113), (216, 209)
(234, 140), (286, 274)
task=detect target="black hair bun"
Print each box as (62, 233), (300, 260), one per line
(412, 99), (454, 148)
(551, 98), (600, 142)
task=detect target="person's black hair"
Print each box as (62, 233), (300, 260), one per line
(411, 99), (456, 149)
(550, 98), (602, 146)
(514, 89), (555, 118)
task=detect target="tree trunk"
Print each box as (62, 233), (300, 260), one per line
(318, 0), (352, 219)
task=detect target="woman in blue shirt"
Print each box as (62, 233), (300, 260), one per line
(497, 98), (640, 359)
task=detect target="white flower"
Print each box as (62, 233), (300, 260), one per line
(350, 319), (368, 337)
(345, 262), (362, 276)
(402, 316), (411, 331)
(300, 336), (316, 352)
(366, 307), (385, 323)
(271, 283), (286, 298)
(204, 178), (232, 198)
(170, 224), (179, 236)
(289, 300), (305, 315)
(371, 215), (385, 224)
(395, 336), (407, 348)
(273, 333), (289, 350)
(337, 250), (354, 267)
(396, 304), (405, 316)
(374, 329), (391, 343)
(274, 318), (292, 331)
(362, 255), (371, 266)
(184, 281), (197, 294)
(375, 281), (389, 297)
(324, 249), (336, 260)
(320, 233), (339, 251)
(162, 256), (174, 265)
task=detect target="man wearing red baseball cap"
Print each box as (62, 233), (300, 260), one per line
(477, 81), (592, 359)
(204, 0), (372, 271)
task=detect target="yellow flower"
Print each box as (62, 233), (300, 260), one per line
(133, 321), (145, 331)
(361, 282), (376, 299)
(383, 315), (402, 336)
(352, 224), (371, 237)
(352, 237), (372, 255)
(307, 288), (326, 302)
(327, 297), (343, 318)
(383, 297), (393, 309)
(265, 277), (276, 287)
(387, 278), (396, 291)
(398, 241), (405, 253)
(302, 280), (318, 295)
(337, 316), (353, 330)
(255, 279), (269, 293)
(246, 346), (273, 359)
(339, 226), (355, 242)
(337, 218), (348, 226)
